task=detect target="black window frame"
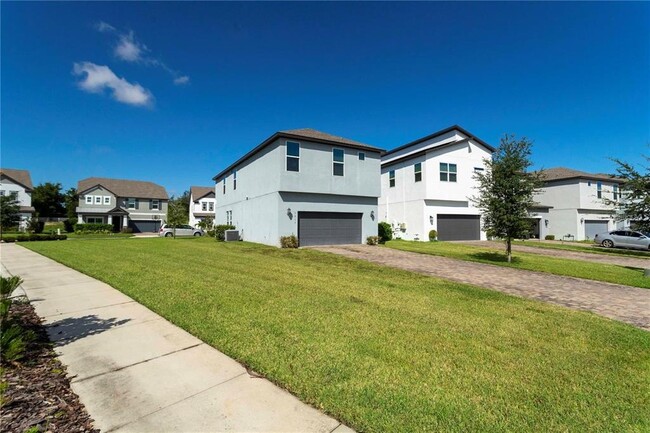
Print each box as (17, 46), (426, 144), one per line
(286, 141), (300, 172)
(414, 163), (422, 182)
(389, 170), (395, 188)
(333, 148), (344, 177)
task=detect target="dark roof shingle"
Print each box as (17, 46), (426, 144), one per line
(540, 167), (621, 183)
(190, 186), (214, 201)
(78, 177), (168, 199)
(0, 168), (34, 190)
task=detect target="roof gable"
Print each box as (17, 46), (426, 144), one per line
(0, 168), (34, 190)
(78, 177), (168, 199)
(191, 186), (215, 202)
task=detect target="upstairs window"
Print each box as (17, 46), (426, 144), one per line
(223, 178), (226, 194)
(94, 196), (102, 204)
(202, 202), (207, 211)
(103, 196), (111, 205)
(474, 167), (484, 173)
(440, 163), (457, 182)
(85, 195), (93, 204)
(151, 199), (160, 210)
(597, 182), (602, 199)
(127, 198), (136, 209)
(286, 141), (300, 172)
(389, 170), (395, 188)
(333, 148), (344, 176)
(226, 210), (232, 225)
(613, 184), (619, 201)
(233, 170), (237, 190)
(209, 202), (214, 212)
(358, 152), (365, 161)
(414, 163), (422, 182)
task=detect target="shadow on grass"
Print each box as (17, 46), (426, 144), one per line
(470, 252), (523, 264)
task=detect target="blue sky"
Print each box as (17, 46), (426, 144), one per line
(2, 2), (648, 196)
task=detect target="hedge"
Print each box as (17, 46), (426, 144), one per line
(74, 223), (113, 234)
(2, 234), (67, 243)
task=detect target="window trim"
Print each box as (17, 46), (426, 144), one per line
(151, 199), (160, 211)
(85, 195), (93, 204)
(233, 170), (237, 190)
(127, 198), (136, 209)
(286, 141), (300, 172)
(440, 162), (457, 182)
(208, 202), (214, 212)
(358, 152), (365, 161)
(597, 182), (602, 199)
(414, 162), (422, 183)
(613, 184), (619, 201)
(103, 196), (111, 205)
(333, 148), (345, 176)
(223, 178), (226, 194)
(201, 202), (207, 211)
(389, 170), (396, 188)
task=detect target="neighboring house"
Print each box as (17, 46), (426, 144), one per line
(534, 167), (624, 240)
(189, 186), (216, 227)
(379, 125), (495, 241)
(213, 128), (383, 247)
(75, 177), (169, 233)
(0, 168), (35, 230)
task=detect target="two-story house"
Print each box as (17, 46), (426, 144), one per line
(379, 125), (495, 241)
(0, 168), (36, 230)
(213, 128), (383, 247)
(76, 177), (169, 233)
(535, 167), (624, 240)
(189, 186), (216, 227)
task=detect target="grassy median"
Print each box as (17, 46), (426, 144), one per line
(22, 238), (650, 432)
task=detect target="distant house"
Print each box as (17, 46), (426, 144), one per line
(379, 126), (494, 241)
(0, 168), (36, 230)
(189, 186), (216, 227)
(75, 177), (168, 233)
(213, 128), (383, 247)
(535, 167), (624, 240)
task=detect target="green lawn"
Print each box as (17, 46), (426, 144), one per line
(22, 239), (649, 432)
(512, 240), (650, 258)
(65, 232), (134, 240)
(387, 240), (650, 289)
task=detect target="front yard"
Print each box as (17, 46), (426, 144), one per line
(387, 240), (650, 288)
(23, 238), (650, 432)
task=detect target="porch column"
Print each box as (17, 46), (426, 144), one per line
(78, 215), (83, 224)
(107, 215), (113, 224)
(123, 215), (128, 227)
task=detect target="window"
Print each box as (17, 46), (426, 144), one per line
(588, 181), (592, 187)
(103, 196), (111, 205)
(358, 152), (365, 161)
(226, 210), (232, 225)
(474, 167), (484, 173)
(223, 178), (226, 194)
(233, 170), (237, 190)
(389, 170), (395, 188)
(94, 196), (102, 204)
(597, 182), (602, 199)
(613, 184), (619, 201)
(414, 163), (422, 182)
(151, 199), (160, 210)
(85, 195), (93, 204)
(209, 202), (214, 212)
(333, 148), (344, 176)
(86, 216), (104, 224)
(286, 141), (300, 172)
(0, 191), (5, 196)
(202, 202), (207, 211)
(440, 163), (457, 182)
(127, 198), (136, 209)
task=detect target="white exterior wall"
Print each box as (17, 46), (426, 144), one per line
(0, 175), (33, 230)
(189, 194), (216, 227)
(379, 138), (491, 241)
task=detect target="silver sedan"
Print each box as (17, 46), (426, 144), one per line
(594, 230), (650, 250)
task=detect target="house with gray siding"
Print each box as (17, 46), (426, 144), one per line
(213, 128), (383, 247)
(76, 177), (168, 233)
(0, 168), (36, 230)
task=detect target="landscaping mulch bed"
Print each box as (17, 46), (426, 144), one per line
(1, 302), (99, 433)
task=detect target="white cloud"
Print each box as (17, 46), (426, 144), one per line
(115, 31), (146, 62)
(173, 75), (190, 85)
(73, 62), (153, 107)
(96, 21), (115, 33)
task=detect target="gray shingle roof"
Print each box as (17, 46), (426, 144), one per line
(78, 177), (168, 199)
(190, 186), (215, 202)
(540, 167), (621, 183)
(279, 128), (381, 151)
(0, 168), (34, 190)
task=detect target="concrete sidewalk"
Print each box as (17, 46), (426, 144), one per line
(1, 243), (353, 433)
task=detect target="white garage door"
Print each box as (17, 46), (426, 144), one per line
(585, 220), (608, 239)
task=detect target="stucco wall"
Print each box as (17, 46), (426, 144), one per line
(0, 176), (31, 207)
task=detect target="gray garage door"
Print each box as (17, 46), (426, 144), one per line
(585, 220), (608, 239)
(298, 212), (362, 246)
(129, 220), (161, 233)
(437, 214), (481, 241)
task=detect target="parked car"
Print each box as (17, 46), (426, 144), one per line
(594, 230), (650, 250)
(159, 224), (204, 237)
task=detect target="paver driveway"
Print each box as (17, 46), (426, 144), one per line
(314, 245), (650, 331)
(458, 240), (650, 269)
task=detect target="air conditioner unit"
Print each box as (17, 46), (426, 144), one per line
(224, 230), (240, 242)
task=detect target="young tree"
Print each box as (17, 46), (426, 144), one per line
(197, 216), (214, 232)
(32, 182), (65, 217)
(0, 192), (21, 235)
(63, 187), (78, 220)
(471, 134), (543, 262)
(166, 195), (189, 239)
(604, 157), (650, 232)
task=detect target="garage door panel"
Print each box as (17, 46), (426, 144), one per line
(129, 220), (161, 233)
(298, 212), (362, 246)
(437, 214), (480, 241)
(585, 220), (608, 240)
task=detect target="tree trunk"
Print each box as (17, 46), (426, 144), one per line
(506, 238), (512, 263)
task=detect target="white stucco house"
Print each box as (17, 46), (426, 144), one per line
(189, 186), (216, 227)
(0, 168), (36, 230)
(535, 167), (624, 240)
(379, 125), (495, 241)
(213, 128), (383, 247)
(76, 177), (169, 233)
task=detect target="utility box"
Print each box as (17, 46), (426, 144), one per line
(224, 230), (240, 242)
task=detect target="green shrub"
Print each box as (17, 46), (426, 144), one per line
(429, 230), (438, 241)
(207, 229), (216, 238)
(63, 219), (76, 233)
(74, 223), (113, 234)
(378, 222), (393, 244)
(545, 235), (555, 240)
(366, 236), (380, 246)
(1, 234), (66, 243)
(280, 235), (299, 248)
(0, 275), (34, 363)
(26, 218), (44, 234)
(215, 225), (235, 241)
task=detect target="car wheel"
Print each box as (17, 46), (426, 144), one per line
(165, 232), (173, 237)
(601, 239), (614, 248)
(194, 232), (202, 237)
